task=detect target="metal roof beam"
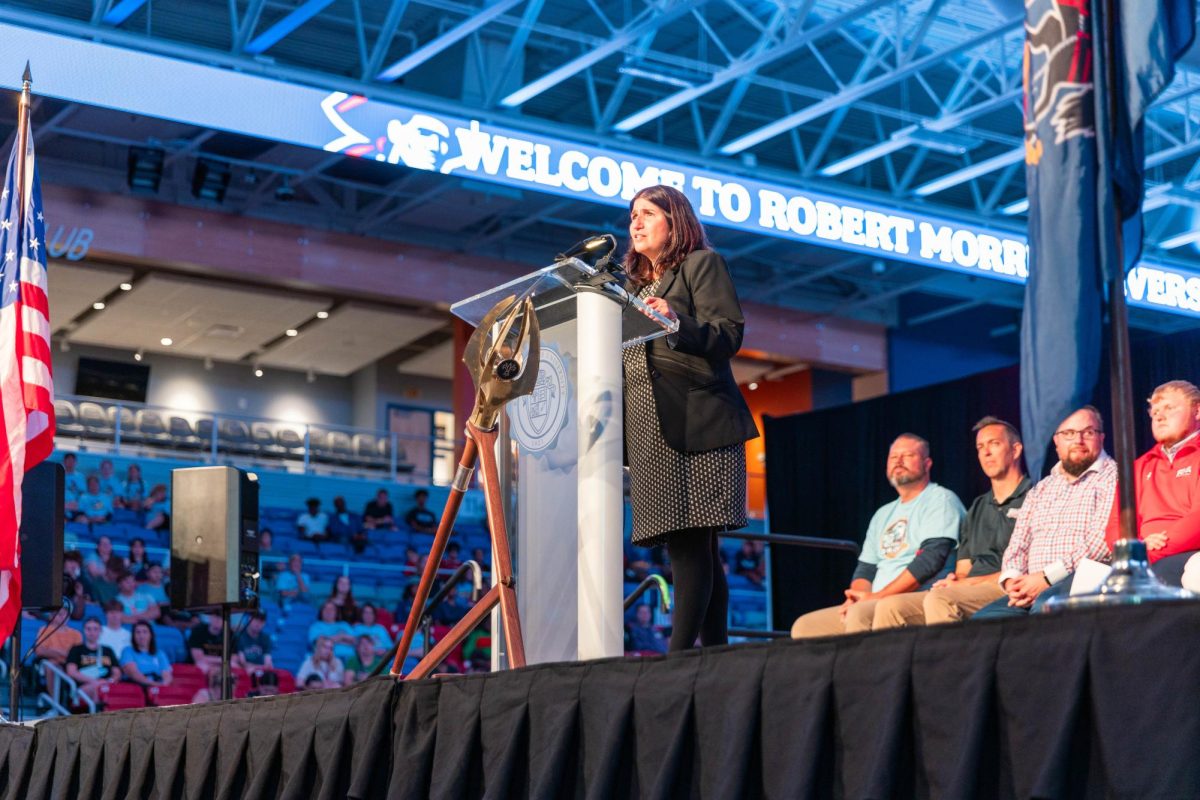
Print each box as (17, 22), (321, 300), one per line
(500, 0), (716, 108)
(101, 0), (149, 27)
(376, 0), (525, 82)
(719, 16), (1023, 155)
(819, 88), (1019, 176)
(244, 0), (337, 55)
(615, 0), (889, 133)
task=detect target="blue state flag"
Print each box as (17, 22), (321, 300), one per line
(1020, 0), (1195, 477)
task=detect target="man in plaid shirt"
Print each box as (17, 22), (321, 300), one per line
(973, 405), (1118, 619)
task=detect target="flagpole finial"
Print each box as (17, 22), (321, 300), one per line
(21, 62), (30, 86)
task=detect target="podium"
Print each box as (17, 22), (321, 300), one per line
(451, 257), (676, 666)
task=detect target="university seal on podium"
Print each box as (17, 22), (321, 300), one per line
(512, 347), (569, 453)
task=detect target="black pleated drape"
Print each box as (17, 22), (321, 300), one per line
(4, 602), (1200, 799)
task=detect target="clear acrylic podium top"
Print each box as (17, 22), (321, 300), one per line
(450, 257), (679, 346)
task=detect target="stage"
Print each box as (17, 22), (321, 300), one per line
(2, 602), (1197, 799)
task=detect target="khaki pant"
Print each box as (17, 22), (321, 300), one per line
(923, 580), (1006, 624)
(790, 593), (927, 638)
(790, 580), (1007, 638)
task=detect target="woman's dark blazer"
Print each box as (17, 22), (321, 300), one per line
(638, 249), (759, 453)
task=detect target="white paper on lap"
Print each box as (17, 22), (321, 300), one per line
(1070, 559), (1113, 595)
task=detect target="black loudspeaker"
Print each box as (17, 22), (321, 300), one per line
(20, 460), (64, 609)
(170, 466), (260, 610)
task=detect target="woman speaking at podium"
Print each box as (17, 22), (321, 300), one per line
(623, 185), (759, 651)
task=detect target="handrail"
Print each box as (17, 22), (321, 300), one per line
(42, 659), (93, 714)
(720, 529), (860, 554)
(623, 574), (672, 613)
(260, 553), (473, 580)
(37, 691), (71, 718)
(366, 559), (484, 679)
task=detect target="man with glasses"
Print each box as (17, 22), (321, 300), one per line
(791, 433), (964, 637)
(973, 406), (1117, 619)
(1123, 380), (1200, 585)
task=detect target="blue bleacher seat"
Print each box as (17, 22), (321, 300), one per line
(155, 625), (186, 663)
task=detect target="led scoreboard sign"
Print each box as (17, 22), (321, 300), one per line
(1, 21), (1198, 317)
(321, 91), (1030, 283)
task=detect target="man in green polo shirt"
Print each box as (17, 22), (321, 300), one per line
(874, 416), (1030, 627)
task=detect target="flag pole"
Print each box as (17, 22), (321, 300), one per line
(1099, 0), (1138, 541)
(6, 61), (30, 724)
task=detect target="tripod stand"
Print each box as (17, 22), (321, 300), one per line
(390, 295), (539, 678)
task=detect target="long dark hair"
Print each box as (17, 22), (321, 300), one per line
(623, 185), (710, 286)
(133, 620), (158, 655)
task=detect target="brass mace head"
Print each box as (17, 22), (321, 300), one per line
(464, 294), (540, 430)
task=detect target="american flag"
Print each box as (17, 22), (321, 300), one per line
(0, 112), (54, 644)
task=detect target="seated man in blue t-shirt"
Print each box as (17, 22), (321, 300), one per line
(791, 433), (965, 637)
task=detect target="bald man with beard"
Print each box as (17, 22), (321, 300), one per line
(791, 433), (964, 638)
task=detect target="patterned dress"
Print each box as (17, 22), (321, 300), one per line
(622, 279), (747, 546)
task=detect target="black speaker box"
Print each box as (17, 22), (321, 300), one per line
(20, 460), (64, 609)
(170, 466), (260, 610)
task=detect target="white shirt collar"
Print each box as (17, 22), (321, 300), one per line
(1050, 450), (1112, 480)
(1163, 429), (1200, 462)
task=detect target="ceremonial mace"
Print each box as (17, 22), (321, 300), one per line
(390, 294), (539, 678)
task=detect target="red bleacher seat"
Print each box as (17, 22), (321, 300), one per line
(96, 682), (146, 710)
(149, 685), (197, 707)
(170, 664), (207, 695)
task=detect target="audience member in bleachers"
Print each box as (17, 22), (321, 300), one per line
(276, 553), (312, 609)
(470, 547), (490, 573)
(62, 452), (83, 516)
(127, 537), (150, 580)
(296, 636), (344, 689)
(974, 406), (1117, 619)
(97, 459), (120, 500)
(402, 547), (420, 577)
(63, 551), (88, 620)
(353, 603), (392, 656)
(119, 621), (174, 691)
(343, 635), (384, 685)
(143, 483), (170, 533)
(84, 535), (116, 582)
(99, 600), (131, 656)
(116, 571), (161, 624)
(120, 464), (146, 511)
(259, 527), (275, 555)
(873, 417), (1031, 627)
(89, 556), (127, 605)
(733, 541), (765, 587)
(139, 562), (170, 607)
(192, 670), (222, 704)
(432, 583), (471, 626)
(302, 674), (324, 691)
(394, 582), (418, 621)
(328, 575), (359, 623)
(1120, 380), (1200, 585)
(625, 604), (667, 653)
(328, 496), (366, 552)
(35, 606), (83, 699)
(309, 600), (356, 661)
(363, 488), (398, 532)
(75, 475), (114, 524)
(791, 434), (964, 638)
(233, 611), (274, 671)
(66, 617), (122, 698)
(404, 489), (437, 534)
(463, 622), (490, 672)
(297, 497), (330, 542)
(441, 542), (463, 571)
(188, 614), (226, 675)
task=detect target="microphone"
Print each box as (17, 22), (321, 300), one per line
(557, 234), (616, 263)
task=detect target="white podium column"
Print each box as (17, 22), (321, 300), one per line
(575, 291), (624, 659)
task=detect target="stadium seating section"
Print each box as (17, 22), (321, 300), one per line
(15, 432), (767, 717)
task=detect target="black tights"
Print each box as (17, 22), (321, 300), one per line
(665, 527), (728, 651)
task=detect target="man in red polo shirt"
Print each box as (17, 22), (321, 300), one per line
(1124, 380), (1200, 585)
